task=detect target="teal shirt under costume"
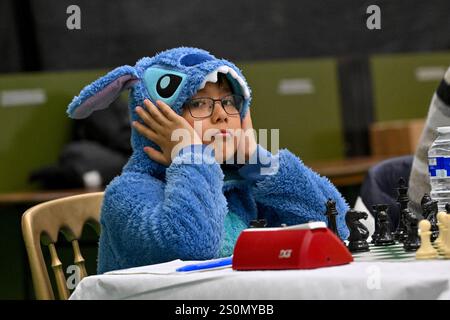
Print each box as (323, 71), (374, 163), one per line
(220, 210), (248, 257)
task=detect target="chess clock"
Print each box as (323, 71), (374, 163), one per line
(232, 222), (353, 270)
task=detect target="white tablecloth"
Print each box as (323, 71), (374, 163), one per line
(70, 258), (450, 300)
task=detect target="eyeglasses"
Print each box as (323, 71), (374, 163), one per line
(184, 94), (244, 119)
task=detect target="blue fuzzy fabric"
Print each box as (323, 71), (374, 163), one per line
(67, 47), (350, 274)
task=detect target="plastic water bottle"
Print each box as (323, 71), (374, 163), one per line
(428, 126), (450, 211)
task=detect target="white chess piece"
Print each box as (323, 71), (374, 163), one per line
(436, 212), (447, 252)
(443, 214), (450, 259)
(416, 219), (438, 260)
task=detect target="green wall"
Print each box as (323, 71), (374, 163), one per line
(0, 60), (346, 195)
(238, 58), (345, 162)
(3, 54), (450, 193)
(371, 51), (450, 122)
(0, 70), (107, 192)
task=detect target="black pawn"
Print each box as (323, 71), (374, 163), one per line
(249, 219), (267, 228)
(374, 205), (395, 246)
(445, 203), (450, 214)
(345, 209), (370, 253)
(394, 177), (408, 242)
(421, 193), (432, 207)
(421, 194), (439, 242)
(403, 210), (421, 251)
(325, 199), (339, 237)
(371, 205), (380, 244)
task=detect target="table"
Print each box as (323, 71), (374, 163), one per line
(0, 187), (103, 205)
(307, 156), (388, 187)
(70, 258), (450, 300)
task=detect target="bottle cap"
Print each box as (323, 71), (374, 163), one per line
(437, 126), (450, 134)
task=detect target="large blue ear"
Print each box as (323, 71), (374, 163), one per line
(67, 65), (139, 119)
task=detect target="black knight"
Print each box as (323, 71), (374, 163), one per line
(345, 209), (370, 252)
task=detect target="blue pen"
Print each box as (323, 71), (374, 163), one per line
(176, 256), (233, 272)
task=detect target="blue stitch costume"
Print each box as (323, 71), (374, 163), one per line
(67, 47), (350, 274)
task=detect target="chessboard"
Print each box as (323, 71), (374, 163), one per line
(351, 242), (445, 262)
(344, 176), (450, 263)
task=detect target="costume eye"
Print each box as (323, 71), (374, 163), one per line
(143, 67), (187, 106)
(156, 74), (182, 98)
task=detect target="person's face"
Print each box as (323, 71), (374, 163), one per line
(181, 81), (242, 163)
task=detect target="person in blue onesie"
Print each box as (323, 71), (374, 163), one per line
(67, 47), (350, 274)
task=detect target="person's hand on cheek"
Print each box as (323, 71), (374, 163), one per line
(236, 109), (257, 164)
(132, 99), (203, 166)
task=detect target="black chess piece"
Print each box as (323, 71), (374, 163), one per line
(445, 203), (450, 214)
(249, 219), (267, 228)
(394, 177), (408, 242)
(371, 205), (380, 244)
(374, 205), (395, 246)
(345, 209), (370, 253)
(421, 194), (439, 242)
(403, 209), (421, 251)
(371, 204), (393, 244)
(325, 198), (339, 237)
(421, 193), (432, 207)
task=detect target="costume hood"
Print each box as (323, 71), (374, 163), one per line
(67, 47), (252, 179)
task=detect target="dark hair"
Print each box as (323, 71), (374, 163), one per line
(182, 73), (234, 109)
(217, 73), (233, 92)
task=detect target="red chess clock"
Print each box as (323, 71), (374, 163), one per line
(232, 222), (353, 270)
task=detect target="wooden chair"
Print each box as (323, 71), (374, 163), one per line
(21, 192), (103, 300)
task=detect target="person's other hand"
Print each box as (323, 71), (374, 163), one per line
(236, 109), (257, 164)
(132, 99), (202, 166)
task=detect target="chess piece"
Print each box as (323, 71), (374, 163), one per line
(446, 203), (450, 214)
(421, 193), (432, 206)
(442, 214), (450, 258)
(421, 195), (439, 242)
(249, 219), (267, 228)
(394, 177), (409, 242)
(416, 219), (438, 259)
(443, 211), (450, 253)
(403, 210), (421, 251)
(345, 209), (370, 253)
(325, 199), (339, 237)
(374, 205), (395, 246)
(371, 205), (380, 244)
(435, 212), (447, 251)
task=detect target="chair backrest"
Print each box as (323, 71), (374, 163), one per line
(21, 192), (104, 300)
